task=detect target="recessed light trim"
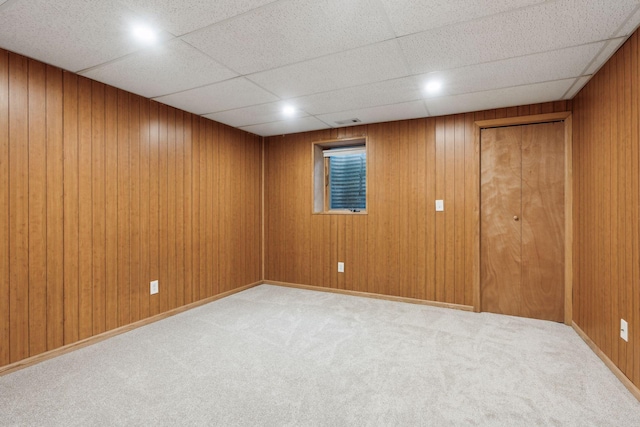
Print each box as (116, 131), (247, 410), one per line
(132, 24), (158, 45)
(283, 105), (296, 117)
(425, 80), (442, 94)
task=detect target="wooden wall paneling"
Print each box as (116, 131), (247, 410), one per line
(265, 138), (287, 284)
(529, 104), (542, 115)
(601, 61), (612, 358)
(622, 39), (633, 378)
(541, 102), (554, 114)
(629, 31), (639, 384)
(204, 120), (214, 297)
(148, 101), (160, 316)
(28, 59), (48, 356)
(191, 117), (200, 302)
(205, 120), (215, 297)
(425, 118), (437, 302)
(0, 50), (9, 366)
(45, 65), (64, 350)
(434, 117), (446, 302)
(296, 133), (311, 287)
(454, 115), (466, 305)
(167, 108), (176, 309)
(183, 113), (193, 304)
(91, 81), (107, 335)
(62, 72), (79, 344)
(634, 30), (640, 388)
(506, 106), (519, 117)
(198, 118), (207, 299)
(397, 120), (411, 297)
(464, 113), (477, 306)
(8, 53), (29, 362)
(77, 77), (93, 339)
(218, 125), (230, 291)
(139, 99), (150, 319)
(617, 48), (628, 372)
(117, 90), (131, 325)
(366, 124), (382, 294)
(572, 96), (580, 325)
(129, 95), (141, 323)
(248, 133), (260, 285)
(518, 105), (531, 116)
(265, 137), (276, 280)
(572, 29), (640, 392)
(338, 216), (347, 290)
(444, 116), (456, 304)
(158, 104), (168, 311)
(327, 215), (336, 289)
(175, 111), (185, 306)
(263, 138), (275, 280)
(104, 86), (118, 332)
(212, 123), (221, 296)
(593, 75), (600, 340)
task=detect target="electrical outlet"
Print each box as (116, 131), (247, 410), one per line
(621, 319), (628, 342)
(338, 262), (345, 273)
(150, 280), (159, 295)
(435, 200), (444, 212)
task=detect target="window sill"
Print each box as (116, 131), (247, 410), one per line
(313, 210), (368, 215)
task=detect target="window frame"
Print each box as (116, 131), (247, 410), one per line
(312, 137), (368, 215)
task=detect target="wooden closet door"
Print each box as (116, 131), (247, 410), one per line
(480, 122), (565, 322)
(520, 122), (564, 322)
(480, 126), (523, 317)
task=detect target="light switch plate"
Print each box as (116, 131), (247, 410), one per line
(621, 319), (628, 342)
(150, 280), (159, 295)
(435, 200), (444, 211)
(338, 262), (345, 273)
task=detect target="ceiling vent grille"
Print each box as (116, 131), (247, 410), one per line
(335, 118), (361, 125)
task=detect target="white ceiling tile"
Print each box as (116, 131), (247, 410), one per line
(204, 102), (309, 128)
(400, 0), (640, 75)
(584, 38), (627, 75)
(615, 4), (640, 37)
(120, 0), (278, 36)
(241, 116), (329, 137)
(419, 42), (605, 97)
(317, 101), (428, 127)
(294, 77), (421, 115)
(247, 40), (410, 99)
(81, 40), (238, 98)
(154, 78), (278, 115)
(379, 0), (545, 37)
(425, 79), (575, 117)
(181, 0), (395, 74)
(0, 0), (173, 72)
(564, 76), (591, 100)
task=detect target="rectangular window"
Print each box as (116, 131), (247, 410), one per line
(313, 137), (367, 214)
(325, 147), (366, 210)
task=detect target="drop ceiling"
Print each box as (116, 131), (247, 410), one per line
(0, 0), (638, 137)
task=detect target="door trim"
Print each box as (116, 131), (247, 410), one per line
(473, 111), (573, 325)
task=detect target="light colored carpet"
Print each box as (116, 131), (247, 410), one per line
(1, 284), (639, 426)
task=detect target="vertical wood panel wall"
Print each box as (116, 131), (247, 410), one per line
(0, 49), (262, 369)
(573, 30), (640, 390)
(264, 102), (570, 307)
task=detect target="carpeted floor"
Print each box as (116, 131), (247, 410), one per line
(1, 284), (639, 426)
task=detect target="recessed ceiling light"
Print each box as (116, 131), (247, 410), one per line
(283, 105), (296, 117)
(132, 24), (158, 44)
(425, 81), (442, 94)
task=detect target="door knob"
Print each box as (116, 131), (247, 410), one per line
(514, 216), (519, 221)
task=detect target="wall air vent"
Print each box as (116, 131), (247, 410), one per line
(335, 118), (361, 125)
